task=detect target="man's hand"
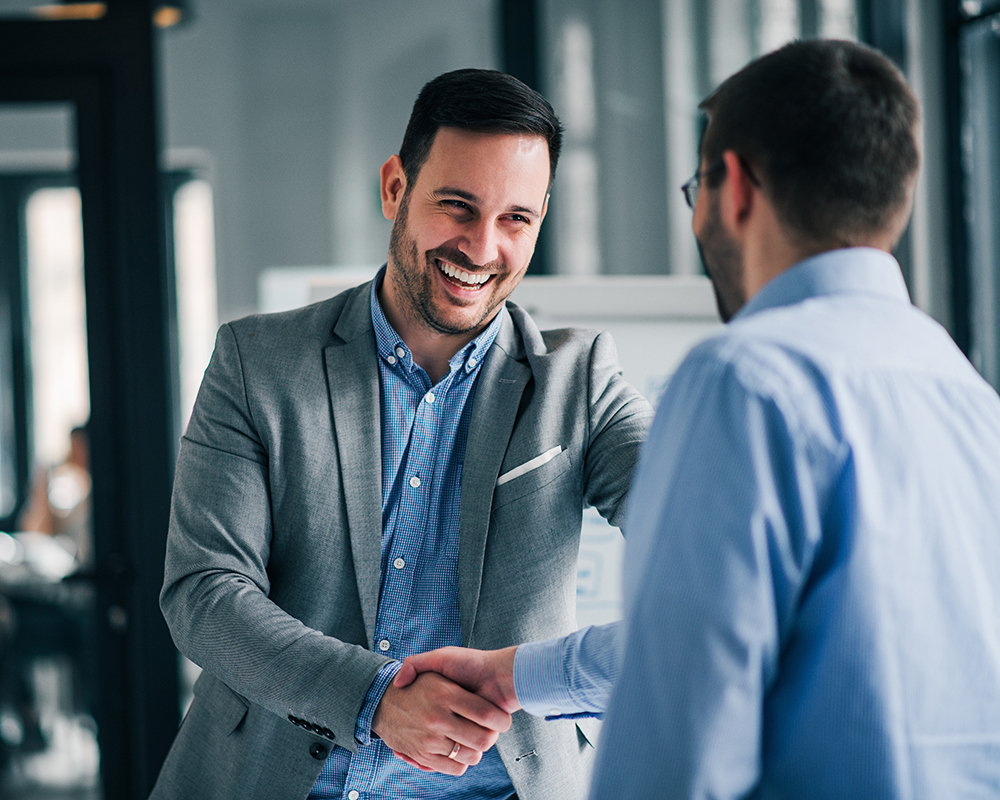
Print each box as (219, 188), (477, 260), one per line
(393, 645), (520, 714)
(372, 671), (511, 776)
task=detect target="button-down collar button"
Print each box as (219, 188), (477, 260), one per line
(409, 475), (421, 488)
(309, 742), (327, 760)
(379, 639), (391, 651)
(393, 557), (405, 569)
(395, 346), (405, 358)
(424, 391), (435, 404)
(348, 791), (360, 800)
(549, 708), (561, 716)
(387, 355), (396, 365)
(468, 357), (477, 367)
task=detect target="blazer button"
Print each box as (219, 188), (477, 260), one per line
(309, 742), (327, 760)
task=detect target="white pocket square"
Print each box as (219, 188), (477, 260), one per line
(496, 445), (564, 486)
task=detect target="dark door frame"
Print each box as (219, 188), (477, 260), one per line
(939, 0), (1000, 357)
(0, 2), (180, 797)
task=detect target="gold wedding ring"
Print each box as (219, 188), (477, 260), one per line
(447, 741), (461, 760)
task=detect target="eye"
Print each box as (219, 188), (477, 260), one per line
(442, 199), (472, 214)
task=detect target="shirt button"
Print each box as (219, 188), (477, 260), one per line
(549, 708), (561, 716)
(379, 639), (390, 651)
(395, 346), (405, 358)
(348, 792), (360, 800)
(424, 391), (435, 404)
(387, 355), (396, 365)
(409, 475), (421, 488)
(468, 357), (477, 367)
(393, 557), (405, 569)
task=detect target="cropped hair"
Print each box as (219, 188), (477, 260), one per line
(700, 39), (920, 248)
(399, 69), (563, 189)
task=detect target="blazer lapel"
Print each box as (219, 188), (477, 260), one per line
(458, 310), (530, 645)
(324, 284), (382, 649)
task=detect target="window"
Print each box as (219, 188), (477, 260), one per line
(538, 0), (860, 278)
(959, 6), (1000, 387)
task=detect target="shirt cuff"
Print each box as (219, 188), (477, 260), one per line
(355, 660), (402, 746)
(513, 623), (623, 720)
(514, 636), (592, 719)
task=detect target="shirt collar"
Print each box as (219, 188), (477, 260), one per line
(733, 247), (911, 322)
(369, 265), (505, 376)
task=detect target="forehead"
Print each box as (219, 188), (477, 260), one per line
(414, 127), (550, 203)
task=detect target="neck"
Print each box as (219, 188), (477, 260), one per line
(406, 332), (473, 384)
(377, 280), (480, 385)
(741, 206), (823, 302)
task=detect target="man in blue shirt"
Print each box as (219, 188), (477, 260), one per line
(151, 69), (652, 800)
(397, 40), (1000, 798)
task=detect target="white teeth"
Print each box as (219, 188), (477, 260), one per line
(438, 261), (490, 286)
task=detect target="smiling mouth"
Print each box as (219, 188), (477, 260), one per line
(437, 259), (494, 290)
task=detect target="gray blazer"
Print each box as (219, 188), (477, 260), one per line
(151, 281), (652, 800)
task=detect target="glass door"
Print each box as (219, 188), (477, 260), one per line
(0, 104), (101, 799)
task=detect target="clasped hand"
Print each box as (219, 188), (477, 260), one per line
(373, 646), (519, 775)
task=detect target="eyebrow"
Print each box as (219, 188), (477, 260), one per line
(432, 186), (540, 218)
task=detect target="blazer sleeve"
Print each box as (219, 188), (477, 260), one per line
(583, 331), (655, 530)
(160, 323), (391, 753)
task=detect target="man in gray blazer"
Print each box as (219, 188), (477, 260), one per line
(152, 69), (652, 800)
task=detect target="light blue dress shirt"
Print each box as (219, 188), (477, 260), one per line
(582, 248), (1000, 798)
(514, 622), (620, 719)
(310, 269), (513, 800)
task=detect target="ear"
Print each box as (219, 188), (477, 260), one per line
(539, 193), (550, 225)
(380, 154), (407, 220)
(718, 150), (756, 231)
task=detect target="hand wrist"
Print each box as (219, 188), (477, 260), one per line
(361, 660), (402, 745)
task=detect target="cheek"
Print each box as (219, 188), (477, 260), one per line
(416, 211), (463, 246)
(692, 200), (705, 234)
(506, 229), (539, 262)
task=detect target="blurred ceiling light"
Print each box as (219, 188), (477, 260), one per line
(31, 1), (189, 27)
(32, 2), (106, 21)
(153, 4), (184, 28)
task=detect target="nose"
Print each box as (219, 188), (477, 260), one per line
(460, 218), (500, 267)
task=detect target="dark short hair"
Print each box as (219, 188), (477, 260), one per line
(399, 69), (563, 189)
(700, 39), (920, 248)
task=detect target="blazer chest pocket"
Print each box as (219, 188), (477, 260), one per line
(492, 446), (572, 510)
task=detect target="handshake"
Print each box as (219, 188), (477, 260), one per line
(371, 645), (520, 776)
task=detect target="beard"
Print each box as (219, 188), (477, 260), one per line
(387, 190), (508, 336)
(696, 194), (746, 323)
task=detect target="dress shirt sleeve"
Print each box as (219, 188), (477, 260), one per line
(513, 623), (622, 719)
(355, 660), (402, 746)
(589, 340), (834, 799)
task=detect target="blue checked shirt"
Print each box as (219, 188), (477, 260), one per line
(310, 269), (514, 800)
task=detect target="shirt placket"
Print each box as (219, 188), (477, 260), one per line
(372, 375), (450, 661)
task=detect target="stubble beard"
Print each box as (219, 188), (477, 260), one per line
(387, 190), (508, 337)
(696, 194), (746, 323)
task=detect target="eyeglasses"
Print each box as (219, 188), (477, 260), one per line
(681, 160), (725, 209)
(680, 157), (760, 209)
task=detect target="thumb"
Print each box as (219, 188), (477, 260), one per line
(394, 649), (453, 687)
(393, 661), (418, 688)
